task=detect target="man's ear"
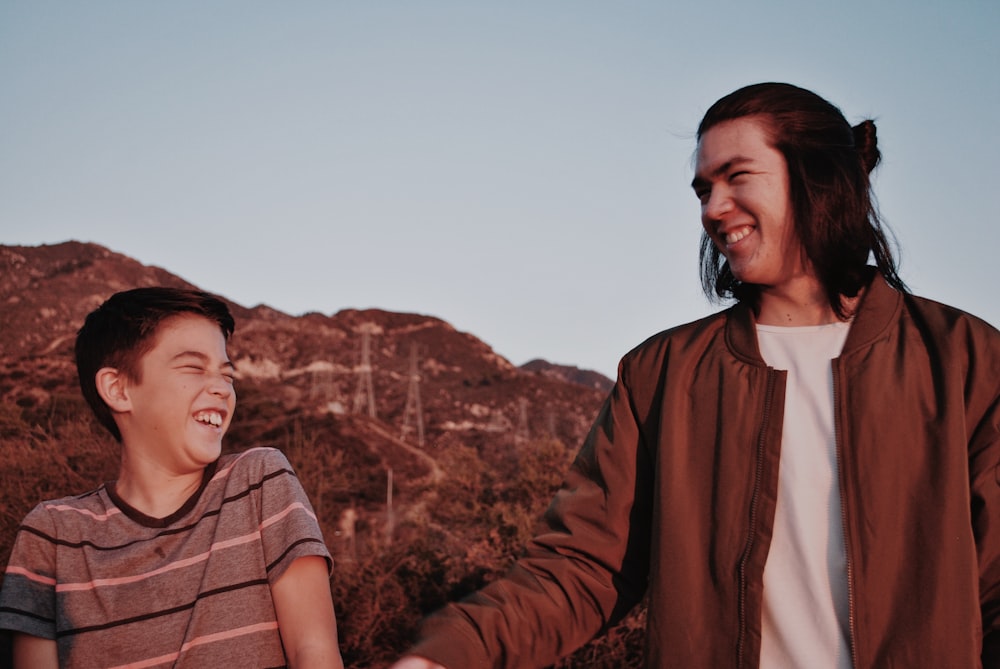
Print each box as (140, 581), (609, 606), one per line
(95, 367), (131, 413)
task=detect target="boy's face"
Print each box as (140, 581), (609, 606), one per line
(122, 313), (236, 474)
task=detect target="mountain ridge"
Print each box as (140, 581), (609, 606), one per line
(0, 240), (612, 491)
(0, 241), (611, 389)
(0, 240), (647, 667)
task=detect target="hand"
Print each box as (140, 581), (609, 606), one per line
(388, 657), (446, 669)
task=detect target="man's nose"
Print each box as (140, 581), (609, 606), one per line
(702, 186), (733, 222)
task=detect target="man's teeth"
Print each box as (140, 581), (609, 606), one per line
(195, 411), (223, 427)
(724, 227), (752, 245)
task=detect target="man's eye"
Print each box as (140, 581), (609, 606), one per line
(694, 188), (710, 203)
(729, 171), (749, 181)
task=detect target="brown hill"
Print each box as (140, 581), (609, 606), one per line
(0, 241), (645, 667)
(0, 240), (609, 447)
(520, 358), (615, 394)
(0, 239), (614, 511)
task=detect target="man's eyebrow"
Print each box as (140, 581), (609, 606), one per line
(691, 156), (754, 189)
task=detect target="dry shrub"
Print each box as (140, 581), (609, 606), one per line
(0, 410), (117, 570)
(0, 395), (646, 668)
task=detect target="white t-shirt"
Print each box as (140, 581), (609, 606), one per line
(756, 321), (852, 669)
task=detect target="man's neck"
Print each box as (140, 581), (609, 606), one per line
(755, 277), (858, 326)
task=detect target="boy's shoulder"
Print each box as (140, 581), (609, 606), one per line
(34, 486), (108, 509)
(214, 447), (296, 484)
(18, 449), (297, 534)
(19, 486), (113, 534)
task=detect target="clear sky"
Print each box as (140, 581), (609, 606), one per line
(2, 1), (997, 379)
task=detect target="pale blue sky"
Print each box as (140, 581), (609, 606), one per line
(2, 1), (997, 379)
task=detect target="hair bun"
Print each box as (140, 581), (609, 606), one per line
(852, 120), (881, 173)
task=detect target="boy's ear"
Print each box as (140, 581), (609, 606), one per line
(95, 367), (132, 413)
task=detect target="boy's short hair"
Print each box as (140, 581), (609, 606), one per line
(75, 287), (236, 442)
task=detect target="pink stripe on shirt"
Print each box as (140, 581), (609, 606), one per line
(211, 447), (270, 483)
(107, 621), (280, 669)
(56, 532), (262, 592)
(42, 503), (122, 522)
(260, 502), (317, 530)
(4, 565), (57, 586)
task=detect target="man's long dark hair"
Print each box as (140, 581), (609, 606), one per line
(697, 82), (906, 317)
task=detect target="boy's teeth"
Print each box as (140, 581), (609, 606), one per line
(195, 411), (223, 427)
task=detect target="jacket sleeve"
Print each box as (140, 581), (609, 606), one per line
(973, 390), (1000, 665)
(407, 359), (656, 669)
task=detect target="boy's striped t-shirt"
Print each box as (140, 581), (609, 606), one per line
(0, 447), (332, 668)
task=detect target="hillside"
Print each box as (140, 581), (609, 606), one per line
(0, 242), (610, 505)
(0, 241), (645, 668)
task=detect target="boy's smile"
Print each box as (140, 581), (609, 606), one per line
(120, 313), (236, 476)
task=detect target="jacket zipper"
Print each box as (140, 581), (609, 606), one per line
(832, 362), (859, 667)
(737, 369), (777, 668)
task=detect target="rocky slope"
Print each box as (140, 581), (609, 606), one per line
(0, 240), (611, 513)
(0, 241), (643, 667)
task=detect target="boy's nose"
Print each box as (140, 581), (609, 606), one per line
(208, 374), (233, 397)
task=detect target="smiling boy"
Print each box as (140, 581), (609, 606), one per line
(0, 287), (344, 668)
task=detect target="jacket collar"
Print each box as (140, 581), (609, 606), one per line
(725, 269), (903, 365)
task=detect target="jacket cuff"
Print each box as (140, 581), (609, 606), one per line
(406, 608), (493, 669)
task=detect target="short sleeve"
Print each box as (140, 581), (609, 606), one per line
(0, 504), (59, 639)
(250, 449), (333, 583)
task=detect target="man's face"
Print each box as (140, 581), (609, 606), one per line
(122, 314), (236, 474)
(692, 116), (809, 290)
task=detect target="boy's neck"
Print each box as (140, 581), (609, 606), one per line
(115, 452), (208, 520)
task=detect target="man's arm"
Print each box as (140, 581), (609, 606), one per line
(12, 633), (57, 669)
(972, 395), (1000, 664)
(271, 555), (344, 669)
(400, 359), (655, 668)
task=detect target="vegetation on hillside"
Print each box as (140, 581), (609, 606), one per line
(0, 381), (646, 668)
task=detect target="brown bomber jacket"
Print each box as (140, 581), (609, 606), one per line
(410, 272), (1000, 668)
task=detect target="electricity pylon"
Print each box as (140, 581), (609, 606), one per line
(400, 343), (425, 446)
(515, 397), (530, 444)
(352, 323), (377, 418)
(309, 362), (335, 401)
